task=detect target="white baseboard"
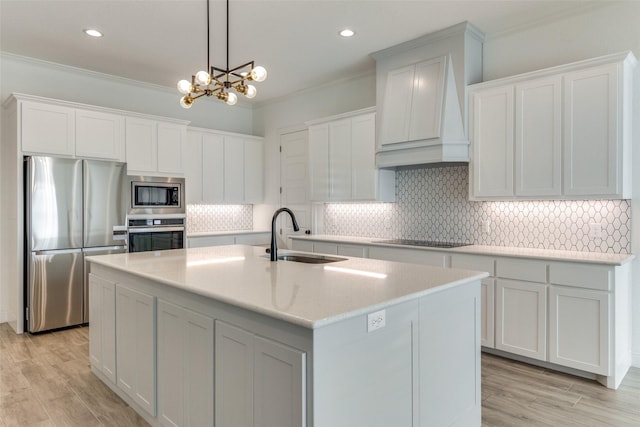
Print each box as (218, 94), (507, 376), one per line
(0, 311), (8, 324)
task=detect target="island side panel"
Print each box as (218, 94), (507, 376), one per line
(419, 280), (482, 426)
(313, 300), (419, 427)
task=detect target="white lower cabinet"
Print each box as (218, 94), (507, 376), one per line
(115, 284), (157, 416)
(495, 279), (547, 361)
(88, 274), (117, 383)
(215, 321), (306, 427)
(549, 286), (610, 375)
(157, 300), (214, 427)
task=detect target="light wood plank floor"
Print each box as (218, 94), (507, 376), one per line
(1, 323), (639, 426)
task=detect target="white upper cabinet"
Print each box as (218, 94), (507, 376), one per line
(185, 128), (263, 204)
(125, 117), (186, 176)
(14, 94), (187, 164)
(308, 124), (330, 201)
(469, 51), (636, 200)
(563, 63), (622, 197)
(75, 110), (124, 161)
(307, 108), (395, 202)
(21, 100), (76, 156)
(515, 76), (562, 197)
(470, 85), (514, 198)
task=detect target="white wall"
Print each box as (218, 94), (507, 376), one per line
(251, 73), (376, 230)
(482, 0), (640, 368)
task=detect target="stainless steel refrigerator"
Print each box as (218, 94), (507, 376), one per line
(25, 156), (127, 333)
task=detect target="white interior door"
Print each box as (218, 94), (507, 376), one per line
(279, 129), (309, 248)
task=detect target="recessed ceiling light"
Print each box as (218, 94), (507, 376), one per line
(84, 29), (103, 38)
(339, 29), (355, 38)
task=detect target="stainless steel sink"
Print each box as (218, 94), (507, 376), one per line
(262, 253), (346, 264)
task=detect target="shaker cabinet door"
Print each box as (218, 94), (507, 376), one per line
(563, 63), (620, 197)
(470, 85), (515, 198)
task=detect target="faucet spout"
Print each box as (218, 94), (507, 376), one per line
(271, 207), (300, 261)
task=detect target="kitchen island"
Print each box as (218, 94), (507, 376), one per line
(87, 245), (488, 427)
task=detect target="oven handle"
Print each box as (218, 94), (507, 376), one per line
(128, 226), (185, 234)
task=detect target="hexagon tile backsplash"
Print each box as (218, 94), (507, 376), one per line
(324, 165), (631, 254)
(187, 204), (253, 233)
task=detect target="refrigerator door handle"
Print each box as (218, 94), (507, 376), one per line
(83, 246), (127, 253)
(34, 248), (84, 256)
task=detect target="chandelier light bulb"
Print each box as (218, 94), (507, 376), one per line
(249, 66), (267, 82)
(226, 92), (238, 105)
(245, 84), (257, 98)
(177, 79), (193, 95)
(195, 70), (212, 86)
(180, 95), (194, 109)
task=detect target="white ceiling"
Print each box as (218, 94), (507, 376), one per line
(0, 0), (601, 104)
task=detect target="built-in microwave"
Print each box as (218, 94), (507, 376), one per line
(128, 176), (185, 215)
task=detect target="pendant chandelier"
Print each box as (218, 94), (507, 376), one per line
(177, 0), (267, 108)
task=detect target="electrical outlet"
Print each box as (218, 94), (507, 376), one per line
(589, 223), (602, 240)
(367, 309), (386, 332)
(482, 219), (491, 234)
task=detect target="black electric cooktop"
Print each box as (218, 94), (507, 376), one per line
(375, 239), (472, 249)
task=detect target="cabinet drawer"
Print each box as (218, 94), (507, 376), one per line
(549, 262), (612, 291)
(369, 246), (447, 267)
(496, 258), (547, 283)
(313, 242), (338, 255)
(188, 235), (235, 248)
(291, 240), (313, 253)
(337, 244), (367, 258)
(450, 254), (495, 276)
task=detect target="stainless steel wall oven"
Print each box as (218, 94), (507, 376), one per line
(127, 216), (185, 253)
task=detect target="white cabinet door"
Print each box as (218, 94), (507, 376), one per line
(116, 284), (156, 416)
(515, 76), (562, 196)
(254, 336), (306, 427)
(328, 119), (351, 201)
(563, 63), (620, 197)
(76, 110), (124, 160)
(215, 321), (254, 427)
(185, 131), (203, 204)
(350, 112), (376, 201)
(549, 286), (610, 375)
(410, 57), (445, 141)
(308, 124), (330, 201)
(157, 300), (183, 427)
(202, 133), (224, 203)
(244, 138), (264, 203)
(157, 122), (185, 174)
(125, 117), (157, 173)
(471, 85), (514, 197)
(89, 273), (117, 383)
(495, 279), (547, 361)
(158, 300), (214, 427)
(21, 101), (75, 156)
(380, 65), (415, 146)
(215, 321), (306, 427)
(224, 136), (245, 203)
(481, 278), (495, 348)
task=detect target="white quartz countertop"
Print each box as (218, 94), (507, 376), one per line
(87, 245), (487, 329)
(187, 229), (270, 238)
(289, 234), (634, 266)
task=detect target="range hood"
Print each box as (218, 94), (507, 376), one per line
(372, 22), (484, 169)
